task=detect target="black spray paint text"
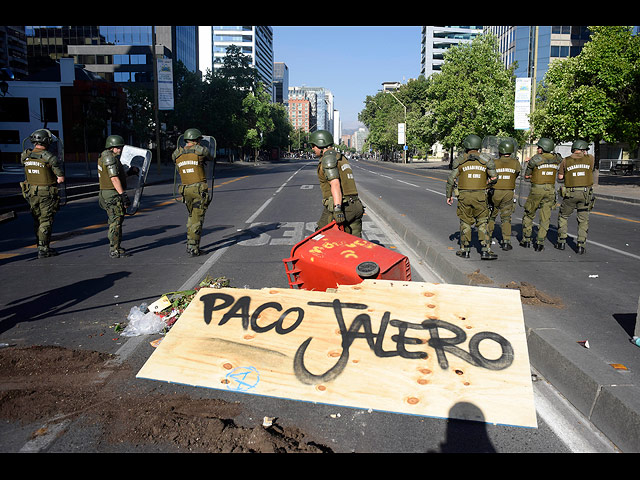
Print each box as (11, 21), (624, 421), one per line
(200, 293), (514, 385)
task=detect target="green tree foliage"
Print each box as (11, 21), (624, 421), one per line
(125, 45), (291, 159)
(422, 33), (518, 152)
(531, 26), (640, 162)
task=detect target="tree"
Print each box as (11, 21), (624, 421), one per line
(530, 26), (640, 167)
(422, 33), (517, 152)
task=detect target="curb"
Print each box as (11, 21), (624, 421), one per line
(359, 185), (640, 452)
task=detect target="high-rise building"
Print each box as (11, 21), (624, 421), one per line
(484, 26), (591, 86)
(0, 26), (28, 79)
(199, 26), (274, 98)
(288, 86), (333, 133)
(421, 26), (483, 78)
(273, 62), (289, 105)
(25, 26), (198, 87)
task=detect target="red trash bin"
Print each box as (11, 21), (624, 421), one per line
(282, 221), (411, 291)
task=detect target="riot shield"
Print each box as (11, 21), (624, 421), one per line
(120, 145), (152, 215)
(22, 130), (67, 206)
(174, 134), (217, 204)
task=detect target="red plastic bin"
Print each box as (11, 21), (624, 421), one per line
(282, 221), (411, 291)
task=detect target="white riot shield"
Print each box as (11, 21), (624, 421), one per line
(120, 145), (152, 215)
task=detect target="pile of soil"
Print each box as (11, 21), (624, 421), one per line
(0, 345), (332, 453)
(503, 281), (564, 308)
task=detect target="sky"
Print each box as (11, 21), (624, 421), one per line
(272, 26), (422, 132)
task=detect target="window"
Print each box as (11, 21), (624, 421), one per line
(40, 98), (58, 123)
(0, 97), (29, 122)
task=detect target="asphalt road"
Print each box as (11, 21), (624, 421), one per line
(0, 158), (625, 452)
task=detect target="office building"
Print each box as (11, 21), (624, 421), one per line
(273, 62), (289, 105)
(25, 26), (198, 88)
(421, 26), (483, 78)
(288, 86), (333, 133)
(0, 26), (28, 79)
(200, 26), (274, 98)
(484, 26), (591, 86)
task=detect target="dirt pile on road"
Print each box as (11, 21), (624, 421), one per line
(0, 345), (332, 453)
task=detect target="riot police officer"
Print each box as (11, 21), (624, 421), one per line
(446, 134), (498, 260)
(520, 138), (561, 251)
(98, 134), (132, 258)
(310, 129), (364, 237)
(555, 139), (595, 254)
(172, 128), (214, 256)
(487, 139), (521, 251)
(20, 129), (65, 258)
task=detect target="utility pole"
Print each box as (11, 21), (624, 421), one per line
(388, 91), (407, 164)
(152, 27), (161, 173)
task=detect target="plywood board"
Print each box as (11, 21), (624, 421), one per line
(136, 280), (537, 428)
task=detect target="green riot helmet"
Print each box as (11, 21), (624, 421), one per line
(498, 139), (516, 155)
(571, 139), (589, 151)
(309, 130), (334, 148)
(30, 129), (52, 146)
(462, 134), (482, 150)
(183, 128), (203, 142)
(105, 135), (125, 149)
(537, 137), (555, 153)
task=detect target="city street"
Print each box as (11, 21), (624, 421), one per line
(0, 157), (628, 452)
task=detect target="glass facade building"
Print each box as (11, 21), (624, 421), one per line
(421, 26), (483, 77)
(25, 26), (198, 85)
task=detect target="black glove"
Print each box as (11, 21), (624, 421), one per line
(120, 192), (131, 208)
(333, 204), (346, 223)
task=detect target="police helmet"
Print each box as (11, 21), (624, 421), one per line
(105, 135), (125, 149)
(30, 129), (52, 146)
(309, 130), (334, 148)
(571, 139), (589, 151)
(537, 138), (555, 153)
(498, 139), (516, 155)
(184, 128), (203, 141)
(462, 134), (482, 150)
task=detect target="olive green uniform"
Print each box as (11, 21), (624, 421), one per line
(487, 155), (521, 247)
(172, 143), (213, 254)
(98, 149), (128, 256)
(446, 150), (497, 254)
(521, 152), (561, 247)
(20, 147), (64, 257)
(316, 149), (364, 237)
(557, 151), (595, 249)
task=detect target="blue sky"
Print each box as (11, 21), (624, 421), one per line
(272, 26), (422, 132)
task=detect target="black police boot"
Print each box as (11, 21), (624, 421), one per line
(38, 246), (59, 258)
(519, 239), (531, 248)
(481, 250), (498, 260)
(554, 242), (566, 250)
(576, 244), (586, 255)
(534, 242), (544, 252)
(456, 249), (470, 259)
(500, 241), (513, 251)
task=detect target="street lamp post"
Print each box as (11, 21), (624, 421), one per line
(388, 91), (407, 164)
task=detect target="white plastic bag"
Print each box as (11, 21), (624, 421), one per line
(121, 304), (166, 337)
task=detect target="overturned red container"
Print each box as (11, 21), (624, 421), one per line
(283, 221), (411, 291)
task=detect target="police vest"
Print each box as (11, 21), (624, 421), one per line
(530, 153), (559, 185)
(493, 156), (519, 190)
(22, 150), (57, 186)
(563, 154), (594, 187)
(317, 153), (358, 200)
(457, 155), (488, 190)
(175, 147), (207, 185)
(98, 150), (127, 190)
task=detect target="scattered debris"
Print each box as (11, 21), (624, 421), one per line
(632, 336), (640, 348)
(588, 275), (599, 278)
(467, 269), (493, 285)
(577, 340), (590, 349)
(504, 281), (564, 308)
(610, 363), (628, 371)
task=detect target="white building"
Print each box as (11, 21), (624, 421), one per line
(421, 26), (483, 78)
(199, 26), (274, 98)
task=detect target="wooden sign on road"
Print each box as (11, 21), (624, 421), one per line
(136, 280), (537, 428)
